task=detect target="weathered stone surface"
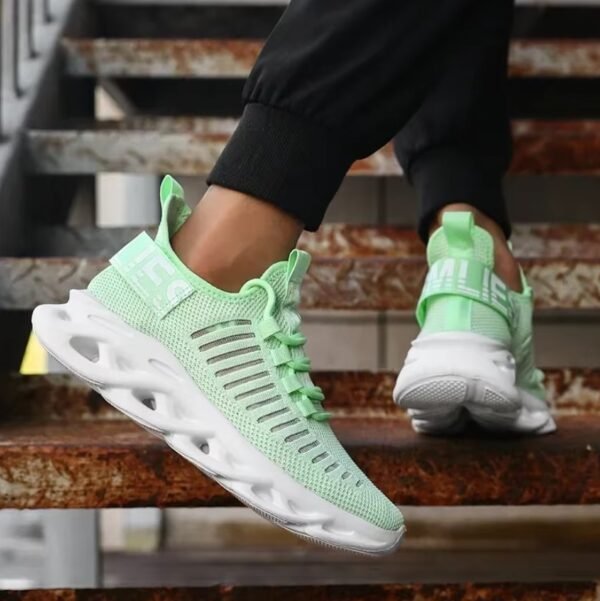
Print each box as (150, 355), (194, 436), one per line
(4, 225), (600, 310)
(63, 38), (600, 79)
(2, 370), (598, 422)
(1, 415), (598, 509)
(26, 120), (600, 176)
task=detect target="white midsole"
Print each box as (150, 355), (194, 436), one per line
(394, 332), (556, 435)
(32, 290), (404, 554)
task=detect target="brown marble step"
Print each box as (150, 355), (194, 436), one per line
(62, 38), (600, 79)
(3, 224), (600, 311)
(1, 413), (598, 509)
(25, 119), (600, 176)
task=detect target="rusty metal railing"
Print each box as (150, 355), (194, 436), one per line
(0, 0), (54, 137)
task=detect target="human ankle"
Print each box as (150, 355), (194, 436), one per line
(432, 203), (522, 292)
(171, 185), (303, 292)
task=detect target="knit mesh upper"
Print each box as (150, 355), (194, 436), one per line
(509, 285), (546, 401)
(88, 176), (403, 532)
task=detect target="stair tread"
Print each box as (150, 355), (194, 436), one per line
(0, 413), (598, 508)
(3, 222), (600, 310)
(25, 119), (600, 176)
(62, 38), (600, 79)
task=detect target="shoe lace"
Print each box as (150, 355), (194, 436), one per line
(242, 278), (329, 421)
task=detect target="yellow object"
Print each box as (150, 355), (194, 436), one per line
(21, 332), (47, 374)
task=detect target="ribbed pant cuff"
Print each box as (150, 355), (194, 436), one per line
(207, 103), (355, 231)
(409, 147), (511, 242)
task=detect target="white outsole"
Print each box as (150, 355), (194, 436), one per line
(393, 332), (556, 435)
(32, 290), (404, 555)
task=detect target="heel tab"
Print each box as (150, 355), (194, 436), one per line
(157, 175), (191, 241)
(429, 211), (494, 267)
(441, 212), (474, 251)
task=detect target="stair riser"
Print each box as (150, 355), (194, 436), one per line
(2, 371), (599, 422)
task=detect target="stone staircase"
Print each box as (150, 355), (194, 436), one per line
(1, 0), (600, 597)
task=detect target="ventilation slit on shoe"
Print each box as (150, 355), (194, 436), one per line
(355, 480), (364, 488)
(257, 408), (290, 423)
(285, 429), (309, 443)
(312, 452), (329, 464)
(324, 462), (339, 474)
(224, 371), (268, 390)
(196, 441), (210, 455)
(191, 320), (252, 339)
(215, 358), (264, 378)
(299, 440), (319, 454)
(70, 336), (100, 363)
(247, 395), (280, 412)
(341, 471), (351, 480)
(132, 390), (157, 411)
(207, 346), (260, 365)
(141, 397), (156, 411)
(235, 383), (275, 402)
(270, 418), (300, 433)
(198, 333), (255, 353)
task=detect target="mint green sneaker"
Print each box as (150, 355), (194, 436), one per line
(394, 212), (556, 435)
(32, 175), (404, 554)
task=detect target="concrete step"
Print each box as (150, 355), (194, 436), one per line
(3, 224), (599, 311)
(25, 119), (600, 176)
(0, 373), (598, 510)
(62, 39), (600, 79)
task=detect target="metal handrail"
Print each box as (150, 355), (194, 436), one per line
(13, 0), (21, 97)
(27, 0), (38, 59)
(1, 0), (55, 137)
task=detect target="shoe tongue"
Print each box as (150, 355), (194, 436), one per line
(262, 250), (311, 300)
(284, 248), (311, 301)
(262, 249), (311, 332)
(262, 250), (316, 397)
(427, 212), (495, 269)
(155, 175), (192, 252)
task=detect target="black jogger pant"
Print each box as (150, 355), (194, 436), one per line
(208, 0), (514, 241)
